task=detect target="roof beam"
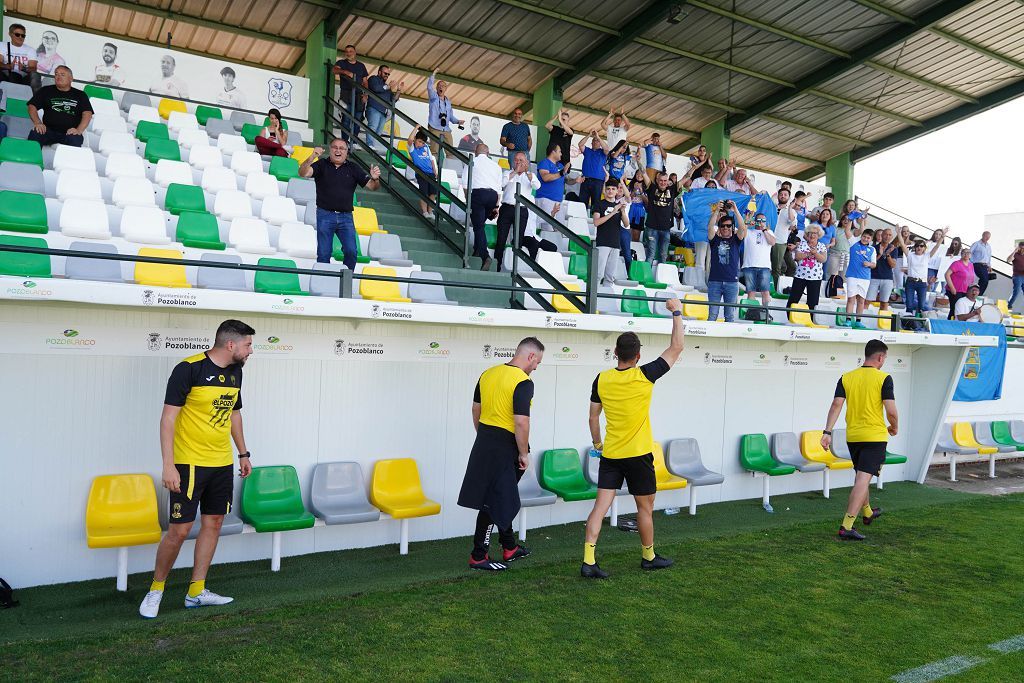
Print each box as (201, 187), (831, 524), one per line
(848, 0), (915, 23)
(350, 9), (572, 69)
(850, 77), (1024, 163)
(83, 0), (305, 47)
(930, 28), (1024, 72)
(730, 141), (823, 167)
(863, 61), (977, 103)
(591, 71), (745, 113)
(490, 0), (619, 35)
(759, 115), (869, 146)
(554, 0), (684, 91)
(633, 37), (795, 87)
(806, 89), (922, 126)
(289, 1), (360, 75)
(725, 0), (977, 131)
(385, 63), (529, 100)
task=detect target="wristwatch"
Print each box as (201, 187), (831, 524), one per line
(822, 430), (832, 436)
(239, 451), (251, 459)
(672, 310), (682, 317)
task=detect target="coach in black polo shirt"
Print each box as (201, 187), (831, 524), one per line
(299, 138), (381, 268)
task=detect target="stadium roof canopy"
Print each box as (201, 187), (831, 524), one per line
(8, 0), (1024, 179)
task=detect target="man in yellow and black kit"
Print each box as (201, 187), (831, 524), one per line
(582, 298), (685, 578)
(138, 320), (255, 618)
(458, 337), (545, 571)
(822, 338), (899, 541)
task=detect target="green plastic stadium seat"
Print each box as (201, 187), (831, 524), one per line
(165, 183), (206, 215)
(0, 138), (43, 168)
(83, 84), (114, 100)
(485, 223), (497, 249)
(629, 260), (668, 289)
(145, 138), (181, 163)
(569, 253), (589, 281)
(262, 116), (288, 131)
(135, 121), (169, 143)
(621, 288), (658, 318)
(884, 451), (908, 464)
(387, 148), (407, 170)
(269, 156), (299, 182)
(0, 235), (51, 277)
(990, 421), (1024, 450)
(334, 235), (370, 264)
(194, 105), (223, 126)
(240, 465), (315, 533)
(569, 235), (591, 256)
(540, 448), (597, 501)
(3, 98), (29, 118)
(255, 257), (306, 295)
(439, 181), (451, 205)
(175, 211), (225, 250)
(240, 123), (263, 145)
(740, 433), (797, 475)
(0, 190), (48, 233)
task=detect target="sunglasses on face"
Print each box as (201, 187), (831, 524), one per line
(755, 218), (767, 224)
(720, 224), (734, 229)
(12, 32), (26, 37)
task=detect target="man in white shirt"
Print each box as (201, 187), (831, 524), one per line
(0, 24), (37, 85)
(463, 144), (503, 271)
(743, 212), (777, 306)
(771, 188), (796, 286)
(94, 42), (122, 86)
(954, 284), (982, 321)
(495, 151), (543, 270)
(150, 55), (189, 98)
(716, 160), (758, 194)
(216, 66), (247, 108)
(602, 108), (630, 148)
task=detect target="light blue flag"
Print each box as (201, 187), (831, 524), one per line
(682, 189), (778, 243)
(928, 320), (1007, 401)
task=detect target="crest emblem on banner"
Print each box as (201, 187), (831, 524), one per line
(148, 333), (161, 352)
(268, 78), (292, 107)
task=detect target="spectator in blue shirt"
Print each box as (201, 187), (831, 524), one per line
(499, 108), (532, 166)
(536, 142), (569, 232)
(427, 69), (464, 158)
(407, 126), (438, 219)
(607, 140), (632, 181)
(577, 130), (609, 213)
(970, 231), (993, 295)
(332, 45), (369, 143)
(642, 133), (665, 183)
(706, 200), (748, 322)
(364, 64), (403, 153)
(842, 228), (878, 329)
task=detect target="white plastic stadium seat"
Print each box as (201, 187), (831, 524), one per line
(567, 216), (590, 236)
(278, 221), (317, 258)
(127, 104), (161, 126)
(103, 152), (147, 181)
(214, 190), (254, 220)
(217, 134), (248, 156)
(167, 111), (199, 134)
(565, 201), (588, 220)
(89, 98), (121, 118)
(535, 251), (571, 279)
(260, 196), (297, 226)
(245, 172), (279, 200)
(112, 176), (157, 208)
(98, 131), (137, 156)
(201, 166), (236, 193)
(90, 113), (128, 134)
(59, 198), (111, 239)
(53, 144), (97, 173)
(55, 169), (102, 201)
(120, 205), (171, 245)
(228, 217), (276, 254)
(188, 145), (224, 170)
(177, 129), (210, 150)
(230, 151), (263, 177)
(154, 159), (194, 187)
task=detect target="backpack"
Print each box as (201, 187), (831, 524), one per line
(825, 273), (844, 298)
(743, 306), (769, 323)
(0, 577), (18, 608)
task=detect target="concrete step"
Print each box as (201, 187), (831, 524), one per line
(395, 236), (453, 254)
(423, 266), (516, 308)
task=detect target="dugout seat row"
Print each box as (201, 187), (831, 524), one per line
(934, 421), (1024, 481)
(85, 459), (441, 588)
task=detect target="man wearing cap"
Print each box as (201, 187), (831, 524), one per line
(953, 284), (983, 321)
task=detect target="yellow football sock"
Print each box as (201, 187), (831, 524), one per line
(187, 580), (205, 598)
(862, 504), (874, 518)
(149, 580), (165, 593)
(642, 544), (655, 561)
(583, 543), (597, 565)
(842, 514), (857, 530)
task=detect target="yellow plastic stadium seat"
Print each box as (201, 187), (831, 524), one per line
(877, 310), (893, 331)
(789, 303), (827, 328)
(157, 98), (187, 120)
(370, 458), (441, 519)
(653, 444), (687, 491)
(800, 430), (853, 469)
(360, 266), (411, 303)
(683, 293), (709, 321)
(952, 422), (998, 454)
(552, 282), (583, 313)
(996, 299), (1009, 316)
(680, 247), (695, 267)
(353, 207), (384, 236)
(290, 146), (314, 164)
(385, 120), (402, 137)
(135, 248), (190, 288)
(86, 474), (162, 549)
(498, 157), (510, 170)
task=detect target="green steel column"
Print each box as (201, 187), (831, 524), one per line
(700, 118), (730, 163)
(305, 21), (338, 145)
(825, 151), (855, 207)
(532, 78), (562, 164)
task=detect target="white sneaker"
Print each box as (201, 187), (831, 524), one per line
(139, 590), (163, 619)
(184, 589), (234, 609)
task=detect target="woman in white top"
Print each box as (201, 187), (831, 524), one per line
(785, 224), (828, 312)
(255, 108), (292, 158)
(893, 229), (941, 327)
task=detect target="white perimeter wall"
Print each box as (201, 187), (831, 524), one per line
(0, 302), (966, 587)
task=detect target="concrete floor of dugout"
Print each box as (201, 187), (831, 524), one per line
(927, 458), (1024, 495)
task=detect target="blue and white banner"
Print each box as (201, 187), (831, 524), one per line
(929, 320), (1007, 401)
(683, 190), (778, 243)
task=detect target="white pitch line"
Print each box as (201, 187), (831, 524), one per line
(989, 634), (1024, 653)
(891, 656), (989, 683)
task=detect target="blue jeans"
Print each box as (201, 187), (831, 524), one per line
(364, 107), (386, 151)
(0, 120), (7, 140)
(1009, 275), (1024, 308)
(743, 267), (771, 294)
(619, 227), (632, 272)
(316, 208), (357, 270)
(646, 229), (670, 265)
(28, 129), (83, 147)
(707, 280), (739, 322)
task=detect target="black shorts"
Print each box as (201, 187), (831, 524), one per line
(848, 442), (886, 476)
(169, 464), (234, 524)
(597, 454), (656, 496)
(417, 175), (436, 197)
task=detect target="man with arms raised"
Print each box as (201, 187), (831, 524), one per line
(458, 337), (545, 571)
(139, 320), (255, 618)
(582, 300), (686, 578)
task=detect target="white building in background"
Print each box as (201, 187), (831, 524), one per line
(984, 212), (1024, 256)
